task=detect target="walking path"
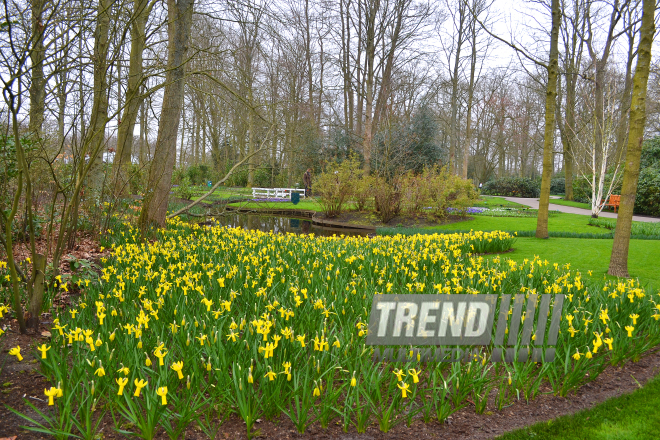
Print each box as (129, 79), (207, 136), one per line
(501, 197), (660, 223)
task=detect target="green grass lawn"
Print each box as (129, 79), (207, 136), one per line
(424, 212), (606, 234)
(190, 186), (252, 201)
(497, 374), (660, 440)
(495, 237), (660, 291)
(227, 198), (324, 211)
(473, 195), (526, 208)
(546, 198), (592, 210)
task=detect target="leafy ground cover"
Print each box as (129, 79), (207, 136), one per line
(497, 373), (660, 440)
(2, 221), (660, 439)
(588, 217), (660, 238)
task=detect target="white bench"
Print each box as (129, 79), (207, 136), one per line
(251, 188), (307, 199)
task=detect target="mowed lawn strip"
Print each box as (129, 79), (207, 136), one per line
(424, 212), (607, 234)
(547, 198), (594, 210)
(496, 374), (660, 440)
(492, 237), (660, 291)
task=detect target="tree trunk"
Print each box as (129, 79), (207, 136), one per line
(608, 0), (655, 277)
(463, 10), (477, 180)
(86, 0), (111, 200)
(29, 0), (46, 140)
(535, 0), (560, 239)
(112, 0), (151, 197)
(361, 0), (379, 174)
(139, 0), (195, 230)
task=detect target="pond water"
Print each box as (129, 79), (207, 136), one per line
(210, 212), (369, 237)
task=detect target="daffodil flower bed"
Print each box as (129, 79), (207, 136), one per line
(4, 219), (660, 439)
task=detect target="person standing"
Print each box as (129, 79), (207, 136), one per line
(303, 168), (312, 196)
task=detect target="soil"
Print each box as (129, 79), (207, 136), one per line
(2, 317), (659, 440)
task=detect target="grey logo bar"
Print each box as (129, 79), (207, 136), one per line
(366, 294), (564, 363)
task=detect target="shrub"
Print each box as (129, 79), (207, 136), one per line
(634, 167), (660, 217)
(128, 163), (146, 195)
(315, 156), (361, 217)
(352, 174), (376, 211)
(174, 176), (194, 200)
(424, 167), (478, 218)
(550, 177), (565, 195)
(481, 177), (540, 198)
(373, 176), (401, 223)
(399, 172), (428, 214)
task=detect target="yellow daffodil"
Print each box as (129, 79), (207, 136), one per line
(398, 381), (410, 398)
(265, 368), (277, 381)
(625, 325), (635, 337)
(116, 377), (128, 395)
(133, 379), (148, 397)
(604, 337), (614, 350)
(37, 344), (51, 359)
(156, 386), (168, 405)
(408, 368), (420, 383)
(171, 361), (184, 379)
(9, 346), (22, 361)
(393, 368), (406, 381)
(44, 386), (62, 405)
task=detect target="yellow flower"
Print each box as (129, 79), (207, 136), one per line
(629, 314), (639, 325)
(572, 350), (581, 361)
(604, 338), (614, 351)
(566, 314), (574, 326)
(282, 362), (292, 381)
(117, 366), (130, 376)
(598, 309), (608, 324)
(9, 346), (22, 361)
(408, 369), (420, 383)
(625, 325), (635, 337)
(116, 377), (129, 395)
(171, 361), (184, 379)
(37, 344), (51, 359)
(44, 386), (62, 406)
(156, 386), (168, 405)
(296, 334), (306, 348)
(350, 372), (357, 387)
(393, 368), (406, 382)
(264, 369), (277, 381)
(154, 346), (168, 365)
(133, 379), (148, 397)
(398, 381), (410, 398)
(95, 367), (106, 377)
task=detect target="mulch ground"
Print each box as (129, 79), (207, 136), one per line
(2, 318), (659, 440)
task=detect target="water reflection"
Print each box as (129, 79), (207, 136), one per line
(211, 213), (368, 237)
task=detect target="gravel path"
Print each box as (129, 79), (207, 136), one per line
(501, 197), (660, 223)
